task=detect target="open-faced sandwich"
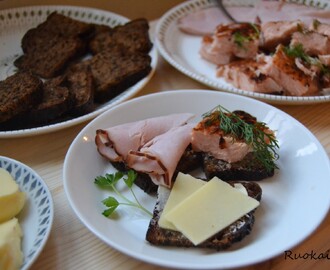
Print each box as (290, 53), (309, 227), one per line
(95, 105), (279, 250)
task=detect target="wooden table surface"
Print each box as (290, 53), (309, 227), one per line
(1, 2), (330, 270)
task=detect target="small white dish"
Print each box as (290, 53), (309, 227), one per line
(0, 156), (54, 270)
(63, 89), (330, 269)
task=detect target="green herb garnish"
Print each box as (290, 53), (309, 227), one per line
(233, 23), (260, 49)
(95, 170), (153, 217)
(233, 31), (249, 48)
(284, 44), (330, 75)
(202, 106), (279, 173)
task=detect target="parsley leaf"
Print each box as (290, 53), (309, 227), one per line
(94, 171), (124, 188)
(101, 197), (119, 217)
(95, 170), (152, 218)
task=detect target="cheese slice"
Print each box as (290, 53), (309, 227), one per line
(159, 172), (206, 230)
(165, 177), (260, 245)
(0, 218), (24, 270)
(0, 169), (26, 223)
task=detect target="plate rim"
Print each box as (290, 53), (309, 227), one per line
(0, 155), (54, 270)
(63, 89), (330, 269)
(155, 0), (330, 105)
(0, 5), (157, 139)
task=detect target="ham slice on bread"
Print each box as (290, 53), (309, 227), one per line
(95, 113), (194, 163)
(126, 124), (194, 188)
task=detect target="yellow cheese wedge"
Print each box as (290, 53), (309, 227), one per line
(165, 177), (260, 246)
(0, 218), (24, 270)
(159, 173), (206, 230)
(0, 169), (26, 223)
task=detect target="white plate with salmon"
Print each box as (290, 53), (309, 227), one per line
(156, 0), (330, 104)
(63, 89), (330, 269)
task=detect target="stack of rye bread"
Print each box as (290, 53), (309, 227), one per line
(0, 12), (153, 130)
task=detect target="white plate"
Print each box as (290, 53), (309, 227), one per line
(0, 5), (157, 138)
(63, 89), (330, 269)
(0, 156), (54, 270)
(155, 0), (330, 105)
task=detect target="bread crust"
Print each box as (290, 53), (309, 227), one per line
(203, 152), (275, 181)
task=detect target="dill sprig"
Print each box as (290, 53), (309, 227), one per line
(202, 105), (279, 172)
(284, 44), (330, 75)
(233, 23), (260, 49)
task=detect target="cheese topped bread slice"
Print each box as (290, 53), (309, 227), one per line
(146, 173), (262, 250)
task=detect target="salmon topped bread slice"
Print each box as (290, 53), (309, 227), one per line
(200, 23), (260, 65)
(192, 116), (252, 164)
(262, 44), (319, 96)
(191, 107), (278, 180)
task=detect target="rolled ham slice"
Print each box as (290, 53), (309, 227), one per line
(126, 124), (194, 188)
(95, 113), (194, 162)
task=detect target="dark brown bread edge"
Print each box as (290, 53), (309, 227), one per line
(0, 72), (43, 129)
(203, 152), (275, 181)
(145, 181), (262, 250)
(92, 53), (152, 102)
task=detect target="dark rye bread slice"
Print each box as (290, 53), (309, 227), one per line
(64, 64), (95, 115)
(15, 35), (86, 79)
(88, 48), (152, 102)
(27, 66), (94, 124)
(21, 12), (93, 53)
(89, 18), (153, 55)
(26, 76), (71, 124)
(0, 72), (43, 124)
(16, 12), (93, 78)
(203, 152), (275, 181)
(146, 181), (262, 250)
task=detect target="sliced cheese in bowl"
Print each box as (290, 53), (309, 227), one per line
(164, 177), (260, 246)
